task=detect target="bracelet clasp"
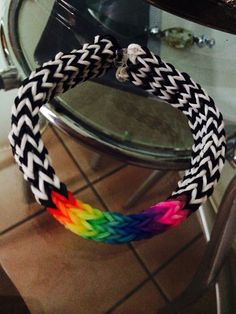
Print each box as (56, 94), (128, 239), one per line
(114, 48), (129, 82)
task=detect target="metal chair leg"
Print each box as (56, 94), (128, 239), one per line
(90, 155), (169, 209)
(158, 176), (236, 314)
(123, 170), (169, 209)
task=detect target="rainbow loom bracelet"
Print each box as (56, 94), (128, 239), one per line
(9, 35), (226, 244)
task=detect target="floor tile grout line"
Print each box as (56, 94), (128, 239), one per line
(152, 232), (203, 277)
(0, 184), (90, 236)
(0, 208), (46, 236)
(54, 131), (137, 224)
(129, 243), (171, 304)
(51, 130), (169, 299)
(104, 277), (151, 314)
(104, 232), (204, 313)
(53, 128), (204, 307)
(90, 163), (128, 185)
(1, 143), (127, 236)
(53, 127), (174, 304)
(53, 129), (140, 222)
(52, 127), (128, 185)
(2, 128), (205, 309)
(52, 128), (105, 188)
(69, 183), (90, 196)
(52, 128), (126, 217)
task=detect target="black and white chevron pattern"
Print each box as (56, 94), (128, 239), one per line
(9, 35), (119, 207)
(9, 37), (226, 212)
(124, 44), (226, 211)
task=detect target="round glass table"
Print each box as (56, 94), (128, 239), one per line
(1, 0), (236, 170)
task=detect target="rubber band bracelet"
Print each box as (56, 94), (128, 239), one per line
(9, 35), (226, 244)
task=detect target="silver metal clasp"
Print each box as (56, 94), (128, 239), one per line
(115, 48), (129, 82)
(114, 44), (144, 82)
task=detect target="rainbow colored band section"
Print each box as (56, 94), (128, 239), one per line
(48, 191), (191, 244)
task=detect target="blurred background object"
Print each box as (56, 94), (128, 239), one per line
(146, 0), (236, 34)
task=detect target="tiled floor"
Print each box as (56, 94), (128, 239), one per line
(0, 126), (217, 313)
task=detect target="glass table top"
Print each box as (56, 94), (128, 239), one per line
(3, 0), (236, 167)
